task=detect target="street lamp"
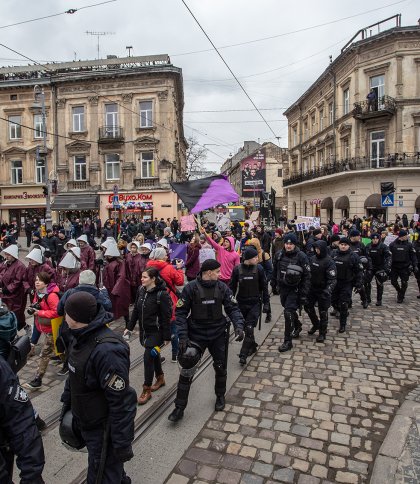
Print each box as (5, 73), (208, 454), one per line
(33, 85), (52, 230)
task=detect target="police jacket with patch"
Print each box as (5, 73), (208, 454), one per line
(389, 239), (417, 270)
(413, 237), (420, 268)
(0, 356), (45, 484)
(308, 241), (337, 293)
(332, 249), (362, 287)
(127, 279), (172, 342)
(349, 241), (367, 257)
(366, 242), (392, 272)
(176, 277), (244, 342)
(272, 247), (311, 296)
(61, 307), (137, 450)
(230, 263), (269, 305)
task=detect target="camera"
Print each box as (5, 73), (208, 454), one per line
(27, 302), (41, 315)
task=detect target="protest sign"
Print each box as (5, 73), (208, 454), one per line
(216, 212), (231, 232)
(169, 243), (188, 262)
(384, 234), (398, 246)
(180, 214), (196, 232)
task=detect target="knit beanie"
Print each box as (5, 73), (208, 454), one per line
(243, 247), (258, 261)
(64, 292), (98, 324)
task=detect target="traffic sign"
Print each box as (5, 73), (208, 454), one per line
(381, 193), (394, 207)
(113, 184), (119, 195)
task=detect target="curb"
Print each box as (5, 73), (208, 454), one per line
(370, 397), (420, 483)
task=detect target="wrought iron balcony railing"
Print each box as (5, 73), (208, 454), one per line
(98, 126), (124, 141)
(353, 95), (396, 120)
(134, 177), (160, 188)
(284, 152), (420, 187)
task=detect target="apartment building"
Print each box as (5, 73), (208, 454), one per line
(283, 18), (420, 223)
(0, 55), (186, 225)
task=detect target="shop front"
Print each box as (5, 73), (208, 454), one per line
(51, 193), (100, 222)
(100, 190), (178, 222)
(0, 186), (46, 230)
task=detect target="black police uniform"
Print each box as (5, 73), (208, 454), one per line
(230, 263), (269, 364)
(170, 277), (245, 418)
(0, 356), (45, 484)
(331, 248), (362, 332)
(365, 239), (392, 305)
(305, 240), (337, 342)
(272, 247), (311, 351)
(389, 237), (418, 302)
(61, 306), (137, 484)
(413, 233), (420, 296)
(349, 240), (370, 307)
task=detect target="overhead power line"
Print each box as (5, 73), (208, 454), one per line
(181, 0), (278, 139)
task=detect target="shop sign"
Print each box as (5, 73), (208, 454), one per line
(2, 192), (45, 200)
(107, 193), (153, 203)
(310, 199), (322, 205)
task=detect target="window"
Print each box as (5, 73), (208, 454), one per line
(34, 114), (43, 139)
(74, 155), (87, 181)
(9, 115), (22, 139)
(370, 131), (385, 168)
(105, 154), (120, 180)
(370, 75), (385, 109)
(11, 160), (23, 184)
(328, 102), (333, 125)
(343, 88), (350, 115)
(140, 101), (153, 128)
(319, 109), (324, 131)
(141, 152), (155, 178)
(311, 115), (316, 135)
(105, 104), (118, 132)
(10, 94), (17, 101)
(318, 150), (324, 168)
(35, 158), (46, 183)
(304, 121), (308, 141)
(72, 106), (85, 132)
(342, 139), (350, 159)
(292, 126), (298, 146)
(277, 168), (283, 177)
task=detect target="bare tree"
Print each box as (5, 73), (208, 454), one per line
(185, 135), (207, 180)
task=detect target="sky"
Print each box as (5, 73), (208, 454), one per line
(0, 0), (418, 171)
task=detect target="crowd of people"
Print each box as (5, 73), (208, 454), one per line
(0, 211), (419, 483)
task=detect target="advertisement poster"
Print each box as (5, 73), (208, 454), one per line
(241, 148), (266, 197)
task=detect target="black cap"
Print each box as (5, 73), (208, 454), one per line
(243, 247), (258, 261)
(64, 292), (98, 325)
(339, 237), (350, 245)
(330, 234), (341, 243)
(201, 259), (221, 272)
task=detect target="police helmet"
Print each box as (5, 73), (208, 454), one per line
(375, 270), (388, 284)
(359, 256), (369, 267)
(284, 264), (303, 286)
(178, 341), (202, 377)
(59, 410), (86, 451)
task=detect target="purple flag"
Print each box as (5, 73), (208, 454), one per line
(169, 243), (187, 262)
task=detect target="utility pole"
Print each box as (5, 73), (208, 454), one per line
(33, 85), (52, 230)
(86, 31), (115, 59)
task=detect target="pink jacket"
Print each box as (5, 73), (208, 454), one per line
(205, 234), (240, 282)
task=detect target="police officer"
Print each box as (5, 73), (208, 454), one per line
(389, 230), (418, 303)
(0, 301), (45, 484)
(331, 238), (362, 333)
(349, 229), (369, 308)
(168, 259), (245, 422)
(365, 233), (392, 306)
(305, 240), (337, 343)
(230, 247), (269, 366)
(272, 232), (311, 353)
(60, 292), (137, 484)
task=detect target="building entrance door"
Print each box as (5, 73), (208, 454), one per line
(370, 131), (385, 168)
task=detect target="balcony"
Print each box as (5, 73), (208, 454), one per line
(352, 95), (396, 122)
(284, 152), (420, 187)
(98, 126), (124, 143)
(67, 180), (91, 190)
(134, 177), (160, 189)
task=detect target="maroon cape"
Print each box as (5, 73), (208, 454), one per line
(80, 245), (96, 271)
(56, 270), (81, 292)
(24, 263), (56, 292)
(0, 259), (27, 329)
(103, 259), (130, 319)
(125, 253), (148, 303)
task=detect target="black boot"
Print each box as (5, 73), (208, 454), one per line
(291, 314), (302, 339)
(339, 323), (346, 333)
(316, 312), (328, 342)
(168, 407), (184, 422)
(239, 354), (247, 366)
(215, 395), (225, 411)
(265, 312), (272, 323)
(305, 306), (319, 335)
(278, 340), (293, 352)
(397, 291), (404, 303)
(376, 299), (382, 306)
(338, 303), (347, 333)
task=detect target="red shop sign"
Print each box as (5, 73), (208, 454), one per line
(107, 193), (153, 203)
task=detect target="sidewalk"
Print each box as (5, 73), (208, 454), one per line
(165, 280), (420, 484)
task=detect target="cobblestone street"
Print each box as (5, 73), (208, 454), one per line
(166, 279), (420, 484)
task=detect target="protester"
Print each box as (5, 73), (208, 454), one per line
(185, 233), (201, 281)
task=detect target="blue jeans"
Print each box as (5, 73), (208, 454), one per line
(31, 323), (41, 345)
(170, 321), (179, 357)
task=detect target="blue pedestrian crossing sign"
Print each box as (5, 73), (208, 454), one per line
(381, 193), (394, 207)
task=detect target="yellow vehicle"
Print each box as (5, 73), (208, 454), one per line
(227, 205), (246, 225)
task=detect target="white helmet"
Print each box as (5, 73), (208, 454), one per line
(104, 243), (120, 258)
(59, 251), (78, 269)
(77, 234), (88, 244)
(2, 244), (18, 259)
(69, 247), (81, 260)
(26, 248), (43, 264)
(64, 239), (77, 250)
(101, 237), (116, 249)
(157, 238), (168, 249)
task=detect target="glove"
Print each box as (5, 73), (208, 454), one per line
(262, 303), (270, 314)
(59, 403), (71, 422)
(114, 445), (134, 463)
(353, 286), (361, 294)
(95, 258), (104, 266)
(234, 328), (244, 342)
(299, 296), (308, 306)
(178, 339), (189, 355)
(1, 287), (10, 295)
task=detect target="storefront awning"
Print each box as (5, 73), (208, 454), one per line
(51, 193), (99, 211)
(415, 195), (420, 209)
(335, 196), (349, 210)
(321, 197), (333, 209)
(364, 193), (382, 209)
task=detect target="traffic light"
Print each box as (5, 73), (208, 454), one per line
(42, 185), (48, 196)
(380, 182), (395, 195)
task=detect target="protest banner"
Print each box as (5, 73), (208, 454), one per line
(180, 214), (196, 232)
(216, 212), (231, 232)
(384, 234), (398, 246)
(169, 242), (188, 262)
